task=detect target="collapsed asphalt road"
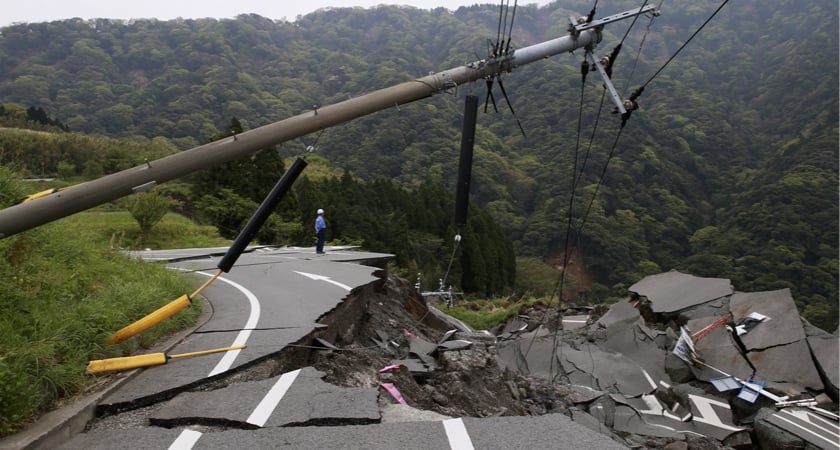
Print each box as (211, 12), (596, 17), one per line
(495, 271), (839, 449)
(4, 246), (837, 449)
(25, 246), (623, 450)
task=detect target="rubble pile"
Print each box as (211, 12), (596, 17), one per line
(309, 270), (839, 449)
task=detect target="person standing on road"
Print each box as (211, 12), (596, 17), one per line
(314, 208), (327, 254)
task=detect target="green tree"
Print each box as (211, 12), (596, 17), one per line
(190, 118), (295, 241)
(126, 188), (179, 244)
(56, 161), (76, 179)
(81, 160), (103, 179)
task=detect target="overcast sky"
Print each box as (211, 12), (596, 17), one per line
(4, 1), (554, 27)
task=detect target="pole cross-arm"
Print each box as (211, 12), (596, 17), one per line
(573, 4), (657, 33)
(587, 51), (626, 115)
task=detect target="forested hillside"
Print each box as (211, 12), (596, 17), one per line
(0, 0), (836, 329)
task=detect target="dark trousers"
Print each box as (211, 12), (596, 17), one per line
(316, 229), (326, 253)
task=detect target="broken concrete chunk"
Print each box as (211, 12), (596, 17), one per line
(747, 339), (824, 394)
(408, 336), (437, 358)
(561, 342), (659, 397)
(436, 339), (472, 352)
(454, 330), (497, 344)
(600, 317), (670, 387)
(562, 315), (589, 330)
(629, 271), (733, 314)
(570, 407), (613, 435)
(595, 299), (639, 328)
(587, 395), (616, 428)
(807, 334), (840, 402)
(664, 352), (694, 383)
(372, 329), (391, 349)
(612, 404), (685, 438)
(392, 357), (436, 374)
(552, 384), (607, 405)
(494, 326), (555, 377)
(489, 270), (836, 448)
(314, 337), (339, 350)
(653, 386), (693, 422)
(427, 305), (473, 332)
(685, 316), (753, 382)
(730, 289), (805, 348)
(722, 430), (754, 449)
(496, 316), (530, 340)
(438, 329), (457, 344)
(756, 406), (840, 450)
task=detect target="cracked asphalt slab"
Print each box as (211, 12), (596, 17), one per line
(97, 246), (387, 410)
(60, 413), (628, 450)
(686, 314), (755, 382)
(628, 271), (733, 314)
(497, 270), (839, 446)
(731, 289), (825, 393)
(149, 367), (380, 428)
(763, 407), (840, 450)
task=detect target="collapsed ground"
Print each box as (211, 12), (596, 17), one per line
(305, 271), (732, 449)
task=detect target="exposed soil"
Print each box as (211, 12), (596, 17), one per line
(305, 270), (730, 449)
(546, 248), (593, 303)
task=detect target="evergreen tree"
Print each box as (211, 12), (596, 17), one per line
(190, 117), (297, 241)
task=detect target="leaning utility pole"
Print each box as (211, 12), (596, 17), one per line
(0, 5), (655, 239)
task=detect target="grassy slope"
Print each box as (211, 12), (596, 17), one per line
(0, 210), (225, 436)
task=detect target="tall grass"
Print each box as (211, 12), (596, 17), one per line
(59, 209), (228, 250)
(0, 213), (206, 436)
(442, 296), (535, 331)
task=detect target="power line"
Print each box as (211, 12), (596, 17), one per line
(640, 0), (730, 90)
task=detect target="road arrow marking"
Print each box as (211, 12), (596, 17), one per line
(689, 394), (744, 432)
(295, 271), (352, 291)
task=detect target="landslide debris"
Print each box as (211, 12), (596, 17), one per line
(305, 271), (732, 449)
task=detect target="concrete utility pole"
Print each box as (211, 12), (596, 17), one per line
(0, 5), (655, 239)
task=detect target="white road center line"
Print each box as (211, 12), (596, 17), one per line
(168, 429), (202, 450)
(200, 272), (262, 377)
(246, 369), (302, 426)
(169, 270), (263, 448)
(443, 418), (475, 450)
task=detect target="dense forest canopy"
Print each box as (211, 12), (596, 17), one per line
(0, 0), (836, 329)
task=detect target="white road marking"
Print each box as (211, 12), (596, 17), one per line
(168, 429), (202, 450)
(774, 408), (840, 447)
(202, 272), (261, 377)
(689, 394), (744, 432)
(295, 270), (352, 291)
(781, 408), (840, 435)
(640, 394), (684, 422)
(443, 418), (475, 450)
(640, 368), (657, 391)
(169, 270), (263, 448)
(246, 369), (303, 427)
